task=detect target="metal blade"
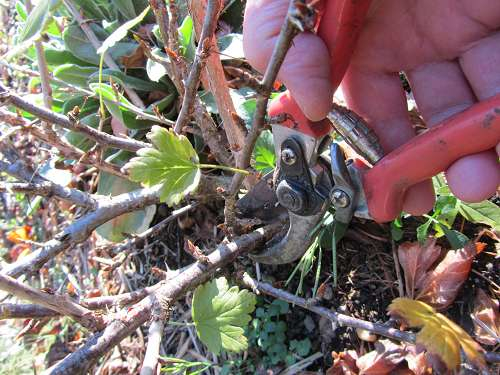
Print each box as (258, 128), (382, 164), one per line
(235, 172), (286, 222)
(250, 205), (328, 264)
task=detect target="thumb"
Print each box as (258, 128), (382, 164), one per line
(243, 0), (333, 121)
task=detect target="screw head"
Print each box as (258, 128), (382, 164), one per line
(276, 180), (306, 213)
(330, 189), (350, 208)
(281, 147), (297, 166)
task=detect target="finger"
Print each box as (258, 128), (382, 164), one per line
(342, 66), (435, 215)
(457, 31), (500, 200)
(407, 60), (499, 202)
(243, 0), (332, 120)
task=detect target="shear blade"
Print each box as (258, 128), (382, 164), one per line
(235, 172), (286, 222)
(250, 208), (327, 264)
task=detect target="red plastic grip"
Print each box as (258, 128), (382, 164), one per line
(363, 94), (500, 223)
(268, 0), (372, 138)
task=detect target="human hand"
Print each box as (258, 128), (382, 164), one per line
(243, 0), (500, 215)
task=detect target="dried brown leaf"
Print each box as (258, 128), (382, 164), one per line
(326, 350), (359, 375)
(472, 289), (500, 345)
(388, 298), (486, 371)
(397, 238), (441, 298)
(356, 339), (406, 375)
(416, 242), (480, 310)
(404, 345), (432, 375)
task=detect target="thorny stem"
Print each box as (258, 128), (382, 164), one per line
(50, 223), (283, 374)
(0, 85), (150, 152)
(224, 0), (305, 233)
(240, 273), (500, 365)
(173, 0), (219, 133)
(0, 273), (105, 331)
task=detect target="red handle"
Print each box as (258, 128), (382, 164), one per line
(364, 94), (500, 222)
(268, 0), (372, 138)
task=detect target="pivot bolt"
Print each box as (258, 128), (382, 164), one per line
(276, 180), (306, 213)
(330, 189), (350, 208)
(281, 147), (297, 165)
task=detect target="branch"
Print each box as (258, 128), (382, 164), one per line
(242, 275), (500, 365)
(0, 87), (149, 152)
(173, 0), (219, 133)
(188, 0), (246, 159)
(0, 60), (93, 95)
(229, 0), (303, 196)
(50, 223), (282, 374)
(0, 181), (96, 209)
(62, 0), (145, 109)
(0, 273), (105, 330)
(1, 186), (162, 278)
(140, 312), (165, 375)
(0, 303), (59, 319)
(224, 0), (305, 232)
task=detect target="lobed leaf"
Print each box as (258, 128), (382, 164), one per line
(192, 277), (256, 354)
(388, 298), (485, 371)
(125, 126), (201, 206)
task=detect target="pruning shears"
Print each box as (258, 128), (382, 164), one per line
(237, 0), (500, 264)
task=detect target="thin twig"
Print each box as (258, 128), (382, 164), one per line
(0, 181), (96, 209)
(173, 0), (219, 133)
(392, 240), (405, 297)
(224, 0), (304, 232)
(0, 303), (59, 319)
(50, 223), (282, 374)
(0, 143), (96, 209)
(1, 186), (162, 278)
(240, 274), (500, 365)
(0, 273), (105, 330)
(0, 60), (93, 95)
(141, 313), (166, 375)
(63, 0), (145, 109)
(0, 86), (150, 152)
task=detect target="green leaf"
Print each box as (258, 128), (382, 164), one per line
(97, 6), (150, 55)
(436, 223), (469, 250)
(18, 0), (50, 42)
(89, 82), (147, 129)
(45, 48), (92, 67)
(218, 33), (244, 60)
(125, 126), (201, 206)
(178, 15), (195, 60)
(417, 217), (433, 244)
(96, 168), (156, 242)
(63, 23), (137, 65)
(15, 1), (27, 21)
(458, 200), (500, 231)
(253, 130), (275, 173)
(112, 0), (137, 19)
(53, 64), (98, 87)
(87, 69), (166, 92)
(192, 277), (256, 354)
(146, 55), (168, 82)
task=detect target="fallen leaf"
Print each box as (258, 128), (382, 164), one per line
(404, 345), (432, 375)
(397, 238), (441, 298)
(388, 298), (485, 371)
(471, 289), (499, 346)
(417, 242), (482, 310)
(326, 350), (359, 375)
(356, 339), (406, 375)
(6, 225), (32, 243)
